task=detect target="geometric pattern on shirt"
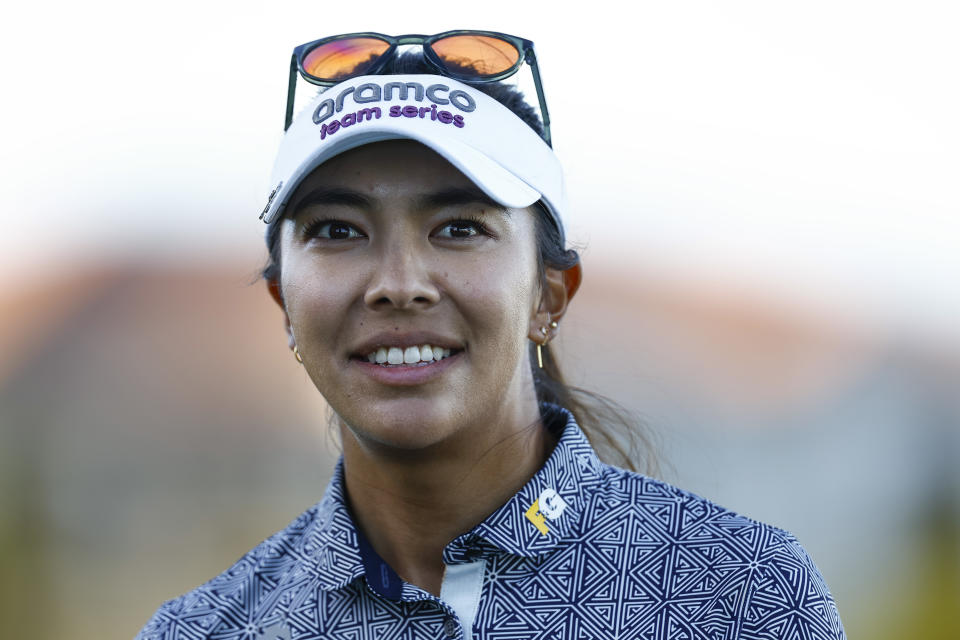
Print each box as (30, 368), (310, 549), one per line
(136, 405), (846, 640)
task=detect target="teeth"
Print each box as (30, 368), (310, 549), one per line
(387, 347), (403, 365)
(365, 344), (454, 365)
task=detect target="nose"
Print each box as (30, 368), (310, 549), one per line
(363, 241), (441, 310)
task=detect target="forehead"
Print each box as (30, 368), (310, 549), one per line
(289, 139), (479, 207)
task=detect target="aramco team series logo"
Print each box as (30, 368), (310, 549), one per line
(525, 488), (568, 535)
(310, 80), (476, 139)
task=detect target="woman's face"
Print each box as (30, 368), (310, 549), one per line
(274, 140), (549, 451)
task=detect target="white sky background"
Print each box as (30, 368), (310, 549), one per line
(1, 1), (958, 342)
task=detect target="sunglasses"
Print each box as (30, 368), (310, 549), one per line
(284, 30), (552, 145)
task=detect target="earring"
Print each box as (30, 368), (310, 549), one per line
(293, 345), (303, 364)
(535, 321), (560, 369)
(536, 327), (549, 369)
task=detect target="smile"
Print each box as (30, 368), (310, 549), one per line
(365, 344), (454, 366)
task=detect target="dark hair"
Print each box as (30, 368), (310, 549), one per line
(262, 53), (657, 474)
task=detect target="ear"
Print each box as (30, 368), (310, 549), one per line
(528, 262), (582, 343)
(267, 278), (296, 350)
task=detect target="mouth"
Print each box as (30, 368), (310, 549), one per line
(358, 344), (461, 367)
(350, 341), (463, 386)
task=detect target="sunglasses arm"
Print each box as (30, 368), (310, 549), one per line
(284, 54), (298, 131)
(525, 50), (552, 147)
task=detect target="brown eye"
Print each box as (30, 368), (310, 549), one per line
(328, 223), (354, 239)
(436, 220), (482, 239)
(303, 219), (364, 240)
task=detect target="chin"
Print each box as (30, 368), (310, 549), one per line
(336, 398), (464, 452)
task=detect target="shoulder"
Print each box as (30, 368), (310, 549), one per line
(587, 465), (846, 639)
(744, 528), (847, 639)
(592, 463), (782, 538)
(134, 504), (320, 640)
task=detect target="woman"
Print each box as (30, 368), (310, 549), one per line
(138, 32), (845, 639)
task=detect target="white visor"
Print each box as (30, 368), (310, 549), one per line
(260, 74), (565, 239)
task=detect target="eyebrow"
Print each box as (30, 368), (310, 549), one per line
(290, 185), (508, 218)
(416, 187), (506, 212)
(291, 188), (372, 217)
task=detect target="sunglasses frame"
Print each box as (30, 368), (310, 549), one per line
(284, 30), (552, 146)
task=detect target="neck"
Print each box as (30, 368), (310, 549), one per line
(340, 404), (553, 596)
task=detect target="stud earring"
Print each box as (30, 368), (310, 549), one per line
(293, 345), (303, 364)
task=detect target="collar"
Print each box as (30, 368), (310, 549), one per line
(298, 461), (366, 593)
(448, 404), (606, 560)
(301, 405), (607, 596)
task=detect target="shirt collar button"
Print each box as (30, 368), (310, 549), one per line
(443, 616), (459, 638)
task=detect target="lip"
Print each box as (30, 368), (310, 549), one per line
(351, 350), (462, 386)
(349, 331), (464, 358)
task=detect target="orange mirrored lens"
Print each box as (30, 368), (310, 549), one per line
(430, 35), (519, 77)
(302, 38), (390, 81)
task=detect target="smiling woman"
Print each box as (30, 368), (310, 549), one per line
(136, 31), (845, 640)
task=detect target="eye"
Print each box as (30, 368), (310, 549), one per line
(434, 218), (487, 239)
(302, 219), (365, 240)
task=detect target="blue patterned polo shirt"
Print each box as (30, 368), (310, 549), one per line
(136, 406), (845, 639)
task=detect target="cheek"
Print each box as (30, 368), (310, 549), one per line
(446, 248), (539, 343)
(281, 256), (364, 342)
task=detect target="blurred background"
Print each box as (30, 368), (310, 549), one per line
(1, 1), (958, 638)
